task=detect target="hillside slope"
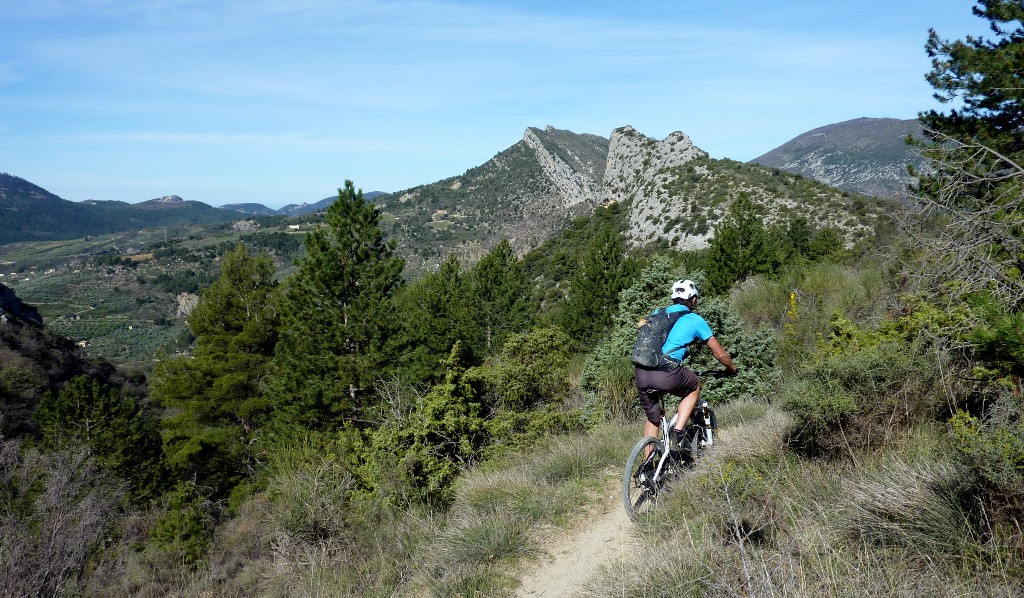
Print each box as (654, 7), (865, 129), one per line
(0, 282), (145, 436)
(376, 126), (609, 273)
(601, 127), (887, 251)
(4, 117), (905, 259)
(750, 117), (926, 199)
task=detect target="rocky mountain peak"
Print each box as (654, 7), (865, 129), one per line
(521, 126), (607, 209)
(149, 195), (185, 204)
(602, 126), (707, 205)
(751, 117), (926, 199)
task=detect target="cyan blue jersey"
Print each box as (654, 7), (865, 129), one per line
(660, 304), (713, 362)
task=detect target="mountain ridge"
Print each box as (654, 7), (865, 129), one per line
(2, 118), (911, 251)
(750, 116), (925, 199)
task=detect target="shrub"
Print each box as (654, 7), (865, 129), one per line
(0, 441), (125, 597)
(480, 326), (573, 411)
(950, 402), (1024, 558)
(731, 260), (893, 373)
(782, 337), (941, 458)
(362, 343), (489, 507)
(149, 481), (211, 568)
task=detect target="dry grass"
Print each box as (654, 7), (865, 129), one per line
(584, 406), (1024, 597)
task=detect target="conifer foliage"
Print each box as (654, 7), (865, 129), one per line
(704, 193), (771, 295)
(393, 254), (477, 384)
(467, 239), (534, 353)
(150, 243), (279, 498)
(269, 180), (405, 430)
(35, 375), (163, 501)
(913, 0), (1024, 547)
(916, 0), (1024, 305)
(556, 217), (631, 346)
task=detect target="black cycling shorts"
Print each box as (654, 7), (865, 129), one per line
(634, 366), (701, 426)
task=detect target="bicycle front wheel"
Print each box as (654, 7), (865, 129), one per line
(623, 436), (664, 522)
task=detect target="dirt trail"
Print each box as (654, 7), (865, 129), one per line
(514, 470), (636, 598)
(512, 410), (789, 597)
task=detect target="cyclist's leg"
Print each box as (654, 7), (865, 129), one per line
(635, 368), (664, 439)
(673, 385), (700, 434)
(667, 369), (701, 450)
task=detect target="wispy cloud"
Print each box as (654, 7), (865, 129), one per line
(0, 0), (983, 204)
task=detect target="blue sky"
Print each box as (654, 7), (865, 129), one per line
(0, 1), (985, 209)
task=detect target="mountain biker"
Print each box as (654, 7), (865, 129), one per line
(634, 279), (738, 453)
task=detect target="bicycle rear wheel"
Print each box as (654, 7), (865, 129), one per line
(623, 436), (664, 521)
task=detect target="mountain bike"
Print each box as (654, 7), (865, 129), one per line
(622, 371), (722, 521)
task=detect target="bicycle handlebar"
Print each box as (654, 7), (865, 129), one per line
(696, 369), (738, 379)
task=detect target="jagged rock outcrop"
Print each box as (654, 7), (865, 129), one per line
(176, 293), (199, 318)
(604, 126), (885, 252)
(601, 127), (710, 249)
(602, 126), (707, 203)
(522, 126), (604, 208)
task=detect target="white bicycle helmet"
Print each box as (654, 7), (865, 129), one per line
(671, 279), (699, 301)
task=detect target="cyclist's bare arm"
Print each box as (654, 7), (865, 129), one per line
(706, 336), (738, 374)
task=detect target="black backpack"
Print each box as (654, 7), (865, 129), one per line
(630, 308), (692, 369)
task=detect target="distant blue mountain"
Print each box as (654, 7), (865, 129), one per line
(218, 202), (281, 216)
(278, 191), (387, 216)
(0, 173), (242, 245)
(0, 171), (388, 244)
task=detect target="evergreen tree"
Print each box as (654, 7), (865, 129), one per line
(705, 193), (771, 295)
(393, 254), (477, 384)
(913, 2), (1024, 529)
(150, 244), (279, 498)
(786, 216), (812, 258)
(466, 239), (535, 353)
(269, 181), (404, 431)
(556, 220), (629, 345)
(35, 375), (164, 501)
(921, 0), (1024, 163)
(915, 1), (1024, 304)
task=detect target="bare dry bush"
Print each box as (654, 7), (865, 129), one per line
(0, 439), (125, 597)
(903, 129), (1024, 308)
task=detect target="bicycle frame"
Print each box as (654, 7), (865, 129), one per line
(625, 369), (725, 521)
(645, 393), (716, 484)
(647, 401), (678, 483)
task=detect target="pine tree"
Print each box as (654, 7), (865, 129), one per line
(35, 375), (164, 501)
(150, 243), (279, 497)
(921, 1), (1024, 162)
(913, 2), (1024, 524)
(705, 193), (771, 295)
(466, 240), (535, 353)
(393, 254), (477, 384)
(556, 220), (629, 345)
(269, 181), (404, 431)
(915, 0), (1024, 305)
(786, 216), (812, 258)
